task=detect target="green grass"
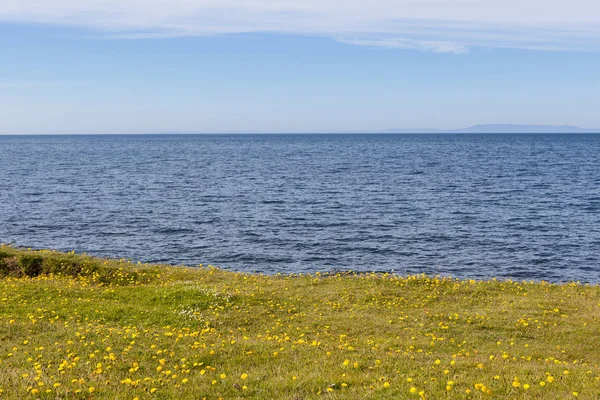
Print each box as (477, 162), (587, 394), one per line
(1, 245), (599, 399)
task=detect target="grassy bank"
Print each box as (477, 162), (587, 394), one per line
(1, 246), (599, 399)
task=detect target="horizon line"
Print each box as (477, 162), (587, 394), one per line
(2, 132), (600, 136)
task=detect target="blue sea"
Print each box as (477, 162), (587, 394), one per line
(1, 134), (599, 282)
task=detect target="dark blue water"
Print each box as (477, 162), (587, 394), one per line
(1, 134), (599, 282)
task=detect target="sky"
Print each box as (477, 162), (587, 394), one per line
(1, 0), (599, 134)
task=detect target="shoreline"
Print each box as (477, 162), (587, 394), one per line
(1, 245), (596, 286)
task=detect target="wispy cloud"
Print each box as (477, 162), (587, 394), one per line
(1, 0), (599, 53)
(337, 37), (469, 54)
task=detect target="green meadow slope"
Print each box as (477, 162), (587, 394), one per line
(1, 246), (599, 399)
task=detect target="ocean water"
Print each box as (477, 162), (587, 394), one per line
(1, 134), (599, 282)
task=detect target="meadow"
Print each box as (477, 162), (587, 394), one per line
(1, 245), (599, 399)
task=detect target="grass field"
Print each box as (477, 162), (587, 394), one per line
(1, 245), (599, 399)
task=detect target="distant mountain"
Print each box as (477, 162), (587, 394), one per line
(380, 124), (599, 134)
(459, 124), (596, 133)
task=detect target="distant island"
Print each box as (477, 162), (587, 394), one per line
(379, 124), (599, 134)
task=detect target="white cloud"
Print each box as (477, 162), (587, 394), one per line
(337, 37), (469, 54)
(1, 0), (599, 52)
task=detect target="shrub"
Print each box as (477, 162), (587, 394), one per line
(18, 255), (43, 277)
(0, 259), (9, 276)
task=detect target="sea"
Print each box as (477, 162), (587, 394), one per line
(1, 133), (599, 283)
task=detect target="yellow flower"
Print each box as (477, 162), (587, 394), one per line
(512, 381), (520, 388)
(410, 387), (417, 394)
(88, 387), (95, 393)
(383, 382), (390, 388)
(240, 373), (248, 380)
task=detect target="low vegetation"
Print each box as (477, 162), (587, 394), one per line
(1, 245), (599, 399)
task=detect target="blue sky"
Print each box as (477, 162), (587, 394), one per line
(1, 1), (599, 133)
